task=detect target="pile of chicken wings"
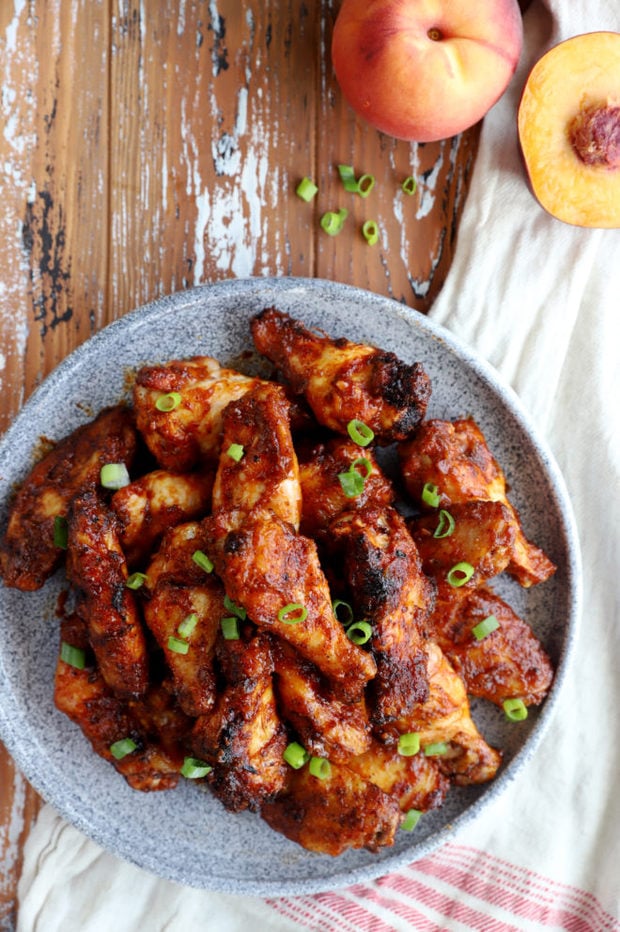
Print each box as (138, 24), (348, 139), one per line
(0, 308), (555, 856)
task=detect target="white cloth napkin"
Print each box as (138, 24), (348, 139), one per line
(17, 1), (620, 929)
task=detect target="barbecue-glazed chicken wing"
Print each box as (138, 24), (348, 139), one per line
(191, 631), (287, 812)
(399, 418), (556, 587)
(0, 405), (137, 591)
(133, 356), (264, 471)
(331, 505), (434, 724)
(261, 759), (402, 856)
(251, 307), (431, 443)
(143, 522), (225, 717)
(347, 739), (450, 814)
(111, 468), (214, 567)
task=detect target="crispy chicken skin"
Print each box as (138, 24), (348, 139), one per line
(347, 740), (450, 813)
(191, 631), (288, 812)
(399, 418), (556, 587)
(111, 468), (214, 567)
(331, 505), (434, 724)
(251, 307), (431, 443)
(261, 760), (402, 856)
(143, 522), (225, 717)
(273, 644), (372, 763)
(133, 356), (263, 471)
(206, 509), (377, 699)
(212, 381), (301, 531)
(432, 585), (554, 706)
(298, 437), (395, 540)
(66, 490), (149, 699)
(0, 405), (137, 591)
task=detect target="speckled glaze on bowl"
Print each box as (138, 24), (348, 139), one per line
(0, 278), (581, 896)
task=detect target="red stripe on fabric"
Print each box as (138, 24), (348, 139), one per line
(267, 893), (363, 932)
(315, 890), (398, 932)
(347, 880), (444, 931)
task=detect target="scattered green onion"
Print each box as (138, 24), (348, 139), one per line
(155, 392), (182, 412)
(110, 737), (137, 760)
(221, 616), (240, 640)
(421, 482), (441, 508)
(397, 732), (421, 757)
(309, 756), (332, 780)
(338, 457), (373, 498)
(424, 741), (449, 757)
(337, 164), (360, 192)
(503, 698), (528, 722)
(296, 176), (318, 202)
(401, 809), (422, 831)
(100, 462), (130, 490)
(53, 515), (68, 549)
(332, 599), (354, 625)
(357, 174), (376, 197)
(181, 756), (212, 779)
(168, 636), (190, 655)
(60, 641), (86, 670)
(320, 208), (348, 236)
(192, 549), (214, 573)
(346, 620), (372, 645)
(226, 443), (244, 462)
(177, 613), (198, 639)
(283, 741), (310, 770)
(433, 509), (455, 539)
(277, 603), (308, 624)
(362, 220), (379, 245)
(472, 614), (500, 641)
(402, 176), (418, 196)
(126, 572), (148, 590)
(224, 594), (246, 620)
(347, 418), (375, 447)
(446, 561), (475, 588)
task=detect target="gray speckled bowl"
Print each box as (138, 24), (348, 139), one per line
(0, 278), (580, 896)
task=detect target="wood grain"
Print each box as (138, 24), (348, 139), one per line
(0, 2), (479, 926)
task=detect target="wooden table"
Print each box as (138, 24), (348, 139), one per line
(0, 3), (481, 925)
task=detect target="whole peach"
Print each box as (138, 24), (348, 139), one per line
(331, 0), (523, 142)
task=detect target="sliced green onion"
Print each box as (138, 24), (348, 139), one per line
(332, 599), (354, 625)
(192, 549), (214, 573)
(277, 602), (308, 624)
(402, 176), (418, 196)
(397, 732), (421, 757)
(503, 698), (528, 722)
(337, 164), (360, 192)
(296, 176), (318, 202)
(320, 208), (348, 236)
(226, 443), (244, 462)
(110, 737), (137, 760)
(346, 620), (372, 645)
(126, 572), (148, 590)
(181, 756), (212, 779)
(155, 391), (182, 412)
(357, 173), (376, 197)
(53, 515), (68, 549)
(60, 641), (86, 670)
(221, 616), (240, 640)
(362, 220), (379, 245)
(446, 561), (475, 588)
(177, 613), (198, 639)
(421, 482), (441, 508)
(308, 756), (332, 780)
(424, 741), (449, 757)
(401, 809), (422, 831)
(100, 462), (130, 490)
(283, 741), (310, 769)
(347, 418), (375, 447)
(433, 509), (455, 539)
(223, 594), (246, 620)
(472, 614), (500, 641)
(338, 457), (373, 498)
(168, 636), (190, 655)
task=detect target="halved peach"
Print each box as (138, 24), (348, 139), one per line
(518, 32), (620, 228)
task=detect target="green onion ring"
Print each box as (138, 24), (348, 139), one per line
(60, 641), (86, 670)
(308, 756), (331, 780)
(446, 561), (475, 588)
(110, 737), (138, 760)
(168, 636), (190, 655)
(226, 443), (244, 462)
(100, 462), (130, 490)
(277, 603), (308, 624)
(332, 599), (354, 625)
(362, 220), (379, 245)
(346, 620), (372, 645)
(433, 509), (455, 539)
(320, 208), (348, 236)
(424, 741), (449, 757)
(126, 572), (148, 590)
(155, 392), (182, 412)
(472, 614), (500, 641)
(346, 418), (375, 447)
(283, 741), (309, 770)
(421, 482), (441, 508)
(402, 176), (418, 196)
(296, 176), (318, 201)
(181, 757), (212, 779)
(221, 616), (240, 640)
(397, 732), (421, 757)
(223, 594), (246, 620)
(503, 698), (528, 722)
(192, 549), (214, 573)
(177, 613), (198, 639)
(401, 809), (422, 831)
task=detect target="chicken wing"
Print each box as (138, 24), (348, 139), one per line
(0, 405), (137, 591)
(111, 468), (214, 567)
(347, 739), (450, 813)
(133, 356), (264, 471)
(251, 307), (431, 443)
(399, 418), (556, 587)
(143, 522), (225, 717)
(330, 505), (434, 724)
(66, 489), (148, 699)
